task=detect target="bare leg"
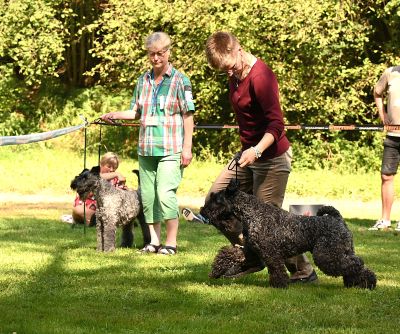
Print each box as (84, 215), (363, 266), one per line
(381, 174), (395, 221)
(165, 218), (179, 247)
(149, 223), (161, 246)
(72, 204), (95, 225)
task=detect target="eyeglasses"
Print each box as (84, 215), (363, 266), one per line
(148, 49), (169, 58)
(224, 62), (237, 73)
(221, 50), (241, 74)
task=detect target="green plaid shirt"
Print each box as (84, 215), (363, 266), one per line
(130, 64), (195, 156)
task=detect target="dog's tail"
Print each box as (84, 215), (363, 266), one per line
(132, 169), (140, 187)
(316, 206), (343, 219)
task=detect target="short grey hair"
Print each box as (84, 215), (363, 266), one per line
(145, 32), (171, 50)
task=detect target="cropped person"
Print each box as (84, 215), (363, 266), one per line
(70, 152), (126, 226)
(100, 32), (195, 255)
(199, 31), (317, 282)
(369, 66), (400, 231)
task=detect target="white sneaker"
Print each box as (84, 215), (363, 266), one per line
(395, 222), (400, 232)
(368, 219), (391, 231)
(61, 214), (74, 224)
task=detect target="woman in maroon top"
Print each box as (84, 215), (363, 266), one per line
(203, 31), (316, 283)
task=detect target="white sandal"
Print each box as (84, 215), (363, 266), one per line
(158, 246), (177, 255)
(140, 244), (161, 254)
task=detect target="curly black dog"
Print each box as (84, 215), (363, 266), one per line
(201, 180), (377, 289)
(71, 167), (150, 252)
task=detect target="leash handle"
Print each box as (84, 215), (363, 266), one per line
(227, 154), (240, 185)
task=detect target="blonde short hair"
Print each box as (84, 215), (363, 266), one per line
(145, 32), (171, 51)
(205, 31), (240, 70)
(100, 152), (119, 169)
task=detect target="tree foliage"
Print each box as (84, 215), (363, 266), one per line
(0, 0), (65, 85)
(0, 0), (399, 170)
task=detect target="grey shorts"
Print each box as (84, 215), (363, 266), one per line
(381, 136), (400, 175)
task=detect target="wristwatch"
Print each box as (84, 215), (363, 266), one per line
(251, 146), (262, 159)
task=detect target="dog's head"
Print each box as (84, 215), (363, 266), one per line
(70, 166), (100, 200)
(200, 186), (244, 246)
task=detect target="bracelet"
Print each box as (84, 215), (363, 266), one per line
(251, 146), (262, 159)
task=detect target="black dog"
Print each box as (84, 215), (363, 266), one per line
(201, 180), (377, 289)
(71, 167), (150, 252)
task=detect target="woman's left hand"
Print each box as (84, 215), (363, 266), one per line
(238, 148), (258, 167)
(181, 148), (193, 167)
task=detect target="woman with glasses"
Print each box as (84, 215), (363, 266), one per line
(203, 31), (317, 283)
(101, 32), (195, 255)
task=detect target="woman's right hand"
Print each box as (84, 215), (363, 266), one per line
(101, 112), (117, 124)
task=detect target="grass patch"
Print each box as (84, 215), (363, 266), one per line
(1, 145), (400, 333)
(0, 144), (395, 202)
(0, 204), (399, 333)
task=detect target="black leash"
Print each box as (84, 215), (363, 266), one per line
(227, 154), (241, 185)
(98, 123), (102, 165)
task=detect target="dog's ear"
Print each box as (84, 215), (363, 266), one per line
(70, 178), (78, 190)
(225, 179), (240, 197)
(90, 165), (100, 175)
(70, 168), (89, 190)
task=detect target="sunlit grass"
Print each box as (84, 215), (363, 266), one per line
(1, 144), (395, 203)
(0, 203), (399, 333)
(1, 145), (400, 333)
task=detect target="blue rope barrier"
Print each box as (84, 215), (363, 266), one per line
(0, 122), (87, 146)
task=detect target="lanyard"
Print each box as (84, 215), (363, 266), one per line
(150, 72), (164, 116)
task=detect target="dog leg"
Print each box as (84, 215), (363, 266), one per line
(103, 223), (117, 252)
(341, 255), (377, 289)
(121, 222), (133, 248)
(351, 267), (377, 290)
(137, 209), (151, 247)
(313, 244), (377, 289)
(264, 258), (289, 288)
(96, 219), (106, 252)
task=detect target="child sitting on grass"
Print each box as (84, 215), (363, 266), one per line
(62, 152), (126, 226)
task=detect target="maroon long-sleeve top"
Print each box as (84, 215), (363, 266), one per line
(229, 59), (290, 160)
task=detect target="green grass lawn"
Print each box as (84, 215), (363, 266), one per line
(1, 144), (400, 333)
(0, 203), (399, 334)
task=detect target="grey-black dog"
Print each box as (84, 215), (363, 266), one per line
(70, 166), (150, 252)
(201, 180), (377, 289)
